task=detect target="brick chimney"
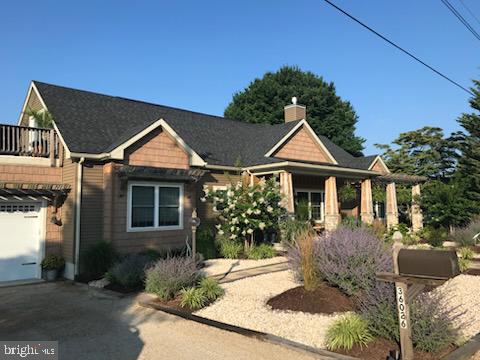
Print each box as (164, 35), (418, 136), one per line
(284, 96), (306, 122)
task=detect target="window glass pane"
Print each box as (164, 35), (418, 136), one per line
(132, 186), (154, 206)
(311, 206), (322, 220)
(159, 207), (179, 226)
(311, 192), (322, 206)
(295, 192), (309, 204)
(131, 186), (154, 227)
(159, 187), (179, 206)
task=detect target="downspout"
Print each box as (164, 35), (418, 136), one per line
(74, 157), (85, 276)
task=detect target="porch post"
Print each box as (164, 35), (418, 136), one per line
(360, 179), (374, 225)
(324, 176), (340, 231)
(386, 182), (399, 229)
(411, 184), (423, 233)
(279, 171), (294, 214)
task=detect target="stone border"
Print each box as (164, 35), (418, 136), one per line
(139, 299), (358, 360)
(443, 333), (480, 360)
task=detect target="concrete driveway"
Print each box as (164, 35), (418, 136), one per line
(0, 281), (322, 360)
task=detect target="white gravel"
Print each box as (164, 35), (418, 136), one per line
(201, 256), (287, 278)
(195, 270), (344, 349)
(429, 274), (480, 341)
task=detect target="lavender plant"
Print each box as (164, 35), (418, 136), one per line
(107, 253), (152, 288)
(316, 226), (392, 297)
(145, 256), (199, 300)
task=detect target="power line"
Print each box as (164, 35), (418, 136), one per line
(322, 0), (474, 96)
(458, 0), (480, 28)
(440, 0), (480, 41)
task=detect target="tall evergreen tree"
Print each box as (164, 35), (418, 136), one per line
(375, 126), (457, 179)
(456, 80), (480, 206)
(224, 66), (365, 156)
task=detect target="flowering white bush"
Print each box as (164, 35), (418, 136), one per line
(202, 177), (285, 249)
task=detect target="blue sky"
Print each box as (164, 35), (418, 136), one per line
(0, 0), (478, 155)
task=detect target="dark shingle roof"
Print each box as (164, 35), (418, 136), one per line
(34, 81), (377, 169)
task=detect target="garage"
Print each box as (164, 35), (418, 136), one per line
(0, 202), (44, 282)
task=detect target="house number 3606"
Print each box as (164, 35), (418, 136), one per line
(396, 286), (408, 329)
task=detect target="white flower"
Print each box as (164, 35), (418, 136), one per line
(218, 198), (224, 203)
(254, 209), (261, 215)
(267, 206), (273, 213)
(259, 222), (266, 230)
(242, 213), (246, 218)
(232, 217), (239, 224)
(248, 192), (254, 197)
(230, 234), (237, 239)
(235, 182), (242, 190)
(230, 226), (235, 232)
(252, 201), (257, 207)
(259, 197), (265, 204)
(229, 203), (235, 209)
(227, 190), (234, 197)
(247, 228), (254, 234)
(200, 197), (206, 202)
(218, 230), (224, 235)
(215, 224), (222, 229)
(246, 208), (253, 215)
(244, 219), (249, 224)
(242, 230), (246, 235)
(213, 206), (218, 212)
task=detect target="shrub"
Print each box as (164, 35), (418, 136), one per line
(360, 285), (460, 353)
(371, 219), (387, 240)
(199, 277), (224, 301)
(145, 257), (199, 300)
(326, 314), (374, 351)
(180, 287), (207, 309)
(341, 216), (361, 229)
(287, 228), (320, 291)
(458, 257), (471, 272)
(218, 239), (243, 259)
(385, 223), (416, 245)
(279, 217), (310, 244)
(139, 249), (162, 261)
(422, 226), (448, 247)
(316, 227), (392, 297)
(41, 254), (65, 270)
(459, 246), (474, 260)
(247, 243), (276, 260)
(295, 200), (310, 221)
(107, 254), (152, 288)
(82, 242), (118, 279)
(197, 225), (217, 259)
(452, 218), (480, 247)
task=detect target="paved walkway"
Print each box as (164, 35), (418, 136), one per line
(0, 281), (325, 360)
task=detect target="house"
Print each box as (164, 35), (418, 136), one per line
(0, 81), (423, 282)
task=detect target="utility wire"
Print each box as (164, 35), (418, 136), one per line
(440, 0), (480, 41)
(458, 0), (480, 27)
(322, 0), (474, 96)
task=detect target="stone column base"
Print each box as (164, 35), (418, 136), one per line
(412, 213), (423, 233)
(324, 214), (341, 231)
(386, 213), (399, 229)
(361, 212), (374, 225)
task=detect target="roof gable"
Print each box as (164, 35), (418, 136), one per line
(272, 124), (336, 164)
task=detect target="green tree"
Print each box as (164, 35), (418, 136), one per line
(455, 79), (480, 206)
(224, 66), (365, 156)
(375, 126), (457, 179)
(25, 108), (54, 128)
(420, 179), (476, 230)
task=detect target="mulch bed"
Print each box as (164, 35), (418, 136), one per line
(466, 268), (480, 276)
(337, 338), (456, 360)
(266, 283), (356, 314)
(151, 297), (195, 314)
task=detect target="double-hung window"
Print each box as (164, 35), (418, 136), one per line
(294, 190), (325, 222)
(128, 182), (184, 231)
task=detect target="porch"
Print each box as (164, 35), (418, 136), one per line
(0, 123), (63, 166)
(247, 164), (425, 232)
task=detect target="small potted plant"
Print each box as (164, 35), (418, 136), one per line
(41, 254), (65, 281)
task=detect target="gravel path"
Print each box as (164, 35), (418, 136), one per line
(429, 274), (480, 341)
(201, 256), (288, 278)
(195, 270), (344, 349)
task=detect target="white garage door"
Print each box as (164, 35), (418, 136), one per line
(0, 202), (43, 282)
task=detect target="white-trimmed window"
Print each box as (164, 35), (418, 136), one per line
(127, 182), (184, 231)
(294, 189), (325, 222)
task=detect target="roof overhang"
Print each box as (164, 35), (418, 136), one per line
(0, 183), (71, 201)
(263, 119), (338, 165)
(245, 161), (381, 178)
(368, 155), (391, 174)
(117, 166), (207, 183)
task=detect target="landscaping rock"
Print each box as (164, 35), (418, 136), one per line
(88, 278), (110, 288)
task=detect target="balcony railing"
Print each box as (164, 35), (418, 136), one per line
(0, 124), (62, 166)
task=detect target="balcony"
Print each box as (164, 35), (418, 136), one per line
(0, 124), (62, 166)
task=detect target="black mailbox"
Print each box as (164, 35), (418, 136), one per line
(398, 249), (460, 280)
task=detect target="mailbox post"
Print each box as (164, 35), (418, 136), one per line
(377, 232), (460, 360)
(190, 209), (201, 260)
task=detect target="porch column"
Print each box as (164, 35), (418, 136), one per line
(324, 176), (340, 231)
(360, 179), (374, 225)
(386, 182), (399, 229)
(279, 171), (294, 214)
(411, 184), (423, 232)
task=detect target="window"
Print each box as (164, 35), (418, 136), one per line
(294, 190), (325, 222)
(128, 182), (183, 231)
